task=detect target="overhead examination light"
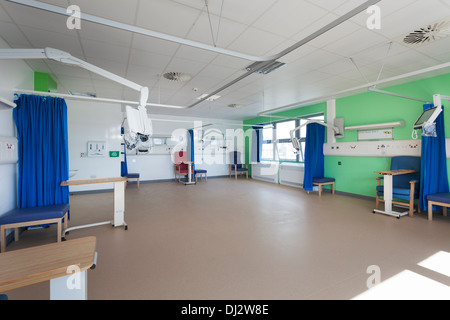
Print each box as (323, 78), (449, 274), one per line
(0, 47), (152, 149)
(290, 119), (345, 152)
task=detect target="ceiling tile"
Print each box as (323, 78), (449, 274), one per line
(135, 0), (199, 38)
(186, 12), (248, 49)
(173, 0), (278, 26)
(129, 48), (172, 70)
(1, 0), (73, 36)
(81, 38), (130, 63)
(0, 20), (31, 47)
(253, 0), (330, 39)
(19, 26), (84, 58)
(0, 3), (13, 22)
(131, 34), (180, 57)
(70, 0), (139, 24)
(226, 27), (288, 56)
(78, 21), (133, 48)
(322, 27), (389, 58)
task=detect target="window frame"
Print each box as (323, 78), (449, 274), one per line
(260, 113), (324, 163)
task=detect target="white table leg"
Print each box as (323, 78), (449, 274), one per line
(113, 181), (125, 227)
(50, 269), (87, 300)
(384, 175), (393, 214)
(373, 174), (409, 218)
(182, 163), (196, 185)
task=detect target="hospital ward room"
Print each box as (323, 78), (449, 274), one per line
(1, 0), (450, 307)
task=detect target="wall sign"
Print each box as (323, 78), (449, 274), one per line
(87, 141), (106, 157)
(358, 128), (393, 141)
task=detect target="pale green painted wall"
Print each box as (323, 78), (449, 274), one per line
(244, 72), (450, 198)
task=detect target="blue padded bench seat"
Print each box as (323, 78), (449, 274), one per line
(0, 204), (69, 253)
(311, 177), (336, 197)
(427, 193), (450, 221)
(194, 169), (207, 181)
(126, 173), (140, 189)
(126, 173), (140, 179)
(313, 177), (335, 184)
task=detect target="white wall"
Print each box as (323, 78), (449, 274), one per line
(67, 100), (123, 192)
(67, 103), (244, 192)
(0, 39), (33, 218)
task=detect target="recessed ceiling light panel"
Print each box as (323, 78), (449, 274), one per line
(196, 94), (221, 101)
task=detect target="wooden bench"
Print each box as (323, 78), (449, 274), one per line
(0, 204), (69, 253)
(0, 236), (96, 300)
(427, 193), (450, 221)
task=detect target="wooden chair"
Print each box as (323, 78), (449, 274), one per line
(229, 151), (248, 180)
(174, 151), (193, 183)
(175, 163), (194, 183)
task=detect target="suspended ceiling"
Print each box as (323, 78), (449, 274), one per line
(0, 0), (449, 120)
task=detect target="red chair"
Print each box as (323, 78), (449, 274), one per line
(174, 151), (193, 183)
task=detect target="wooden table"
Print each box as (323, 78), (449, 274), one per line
(61, 177), (128, 238)
(374, 170), (416, 218)
(0, 237), (97, 300)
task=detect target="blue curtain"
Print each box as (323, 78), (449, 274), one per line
(120, 127), (128, 177)
(13, 94), (69, 208)
(419, 104), (449, 210)
(189, 129), (195, 175)
(303, 123), (325, 192)
(251, 126), (262, 163)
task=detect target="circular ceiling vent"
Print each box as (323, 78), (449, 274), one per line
(403, 20), (450, 45)
(162, 72), (192, 82)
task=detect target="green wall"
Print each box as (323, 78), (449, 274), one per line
(34, 72), (57, 92)
(244, 72), (450, 198)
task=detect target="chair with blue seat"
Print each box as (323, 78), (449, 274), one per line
(229, 151), (248, 180)
(375, 156), (421, 217)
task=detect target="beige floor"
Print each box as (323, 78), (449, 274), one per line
(3, 178), (450, 300)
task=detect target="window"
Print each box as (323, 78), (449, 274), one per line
(260, 113), (324, 162)
(261, 126), (274, 160)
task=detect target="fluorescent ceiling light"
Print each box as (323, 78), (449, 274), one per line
(245, 60), (286, 75)
(196, 94), (221, 101)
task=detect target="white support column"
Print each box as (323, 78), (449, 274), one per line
(327, 99), (336, 144)
(434, 94), (442, 107)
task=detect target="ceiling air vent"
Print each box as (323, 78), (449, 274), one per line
(228, 104), (244, 109)
(163, 72), (192, 82)
(399, 19), (450, 47)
